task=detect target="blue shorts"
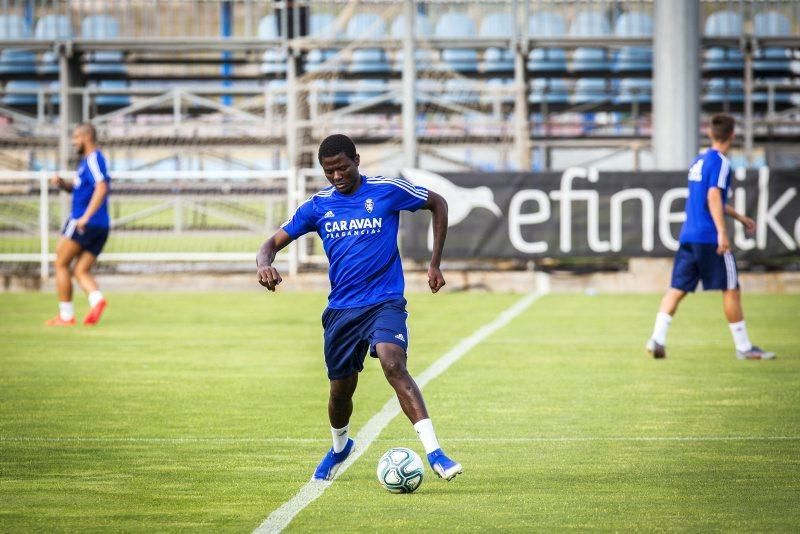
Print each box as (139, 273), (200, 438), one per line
(321, 298), (409, 380)
(61, 218), (109, 257)
(671, 242), (739, 292)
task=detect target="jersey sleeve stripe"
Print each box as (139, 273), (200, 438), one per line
(366, 177), (428, 200)
(368, 180), (427, 201)
(281, 196), (314, 227)
(87, 152), (105, 182)
(717, 156), (730, 188)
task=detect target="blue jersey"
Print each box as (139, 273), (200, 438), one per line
(72, 150), (111, 228)
(679, 148), (731, 245)
(282, 175), (428, 309)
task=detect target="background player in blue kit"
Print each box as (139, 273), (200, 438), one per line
(256, 134), (462, 482)
(647, 115), (774, 361)
(47, 124), (110, 327)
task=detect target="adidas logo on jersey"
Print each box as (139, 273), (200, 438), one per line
(394, 333), (406, 342)
(323, 210), (335, 218)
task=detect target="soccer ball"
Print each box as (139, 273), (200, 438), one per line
(376, 447), (424, 493)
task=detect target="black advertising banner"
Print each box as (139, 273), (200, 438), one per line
(399, 168), (800, 260)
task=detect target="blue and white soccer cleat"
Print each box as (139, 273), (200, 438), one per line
(312, 438), (355, 481)
(736, 345), (776, 360)
(427, 448), (463, 481)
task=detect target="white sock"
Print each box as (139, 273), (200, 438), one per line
(331, 425), (349, 453)
(58, 301), (74, 321)
(650, 312), (672, 345)
(413, 418), (440, 455)
(88, 290), (104, 308)
(729, 320), (752, 352)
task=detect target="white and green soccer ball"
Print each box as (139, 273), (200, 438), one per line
(376, 447), (424, 493)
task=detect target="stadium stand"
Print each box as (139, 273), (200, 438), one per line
(434, 11), (479, 73)
(0, 0), (797, 173)
(35, 14), (73, 75)
(0, 0), (798, 277)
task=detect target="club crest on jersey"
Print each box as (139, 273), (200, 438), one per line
(365, 198), (374, 213)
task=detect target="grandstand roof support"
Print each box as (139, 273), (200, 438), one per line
(653, 0), (700, 170)
(401, 0), (417, 169)
(57, 45), (83, 170)
(285, 50), (301, 277)
(743, 42), (755, 166)
(513, 0), (531, 171)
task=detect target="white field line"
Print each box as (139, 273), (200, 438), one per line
(253, 291), (544, 534)
(3, 436), (800, 444)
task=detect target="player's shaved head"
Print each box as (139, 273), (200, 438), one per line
(75, 123), (97, 142)
(318, 134), (357, 164)
(709, 114), (735, 143)
(71, 123), (97, 157)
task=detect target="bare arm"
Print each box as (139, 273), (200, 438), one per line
(422, 190), (448, 293)
(256, 228), (293, 291)
(51, 174), (73, 192)
(708, 187), (730, 255)
(75, 181), (108, 230)
(725, 204), (756, 234)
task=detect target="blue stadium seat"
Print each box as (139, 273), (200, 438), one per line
(47, 80), (61, 105)
(309, 79), (348, 106)
(1, 80), (41, 106)
(615, 78), (652, 104)
(527, 12), (567, 72)
(528, 78), (569, 104)
(613, 11), (652, 72)
(434, 12), (478, 72)
(703, 10), (743, 72)
(93, 80), (131, 107)
(703, 78), (744, 104)
(479, 12), (514, 73)
(305, 13), (344, 73)
(266, 79), (287, 106)
(347, 13), (389, 73)
(481, 78), (514, 105)
(570, 78), (613, 104)
(0, 15), (36, 75)
(347, 79), (389, 104)
(390, 13), (436, 71)
(442, 78), (480, 104)
(753, 11), (792, 73)
(258, 15), (287, 74)
(569, 10), (612, 72)
(36, 15), (74, 75)
(82, 16), (126, 75)
(390, 79), (439, 106)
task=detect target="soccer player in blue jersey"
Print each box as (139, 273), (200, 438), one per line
(46, 124), (110, 326)
(256, 134), (462, 482)
(647, 115), (774, 360)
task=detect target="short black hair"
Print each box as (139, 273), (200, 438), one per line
(318, 134), (357, 163)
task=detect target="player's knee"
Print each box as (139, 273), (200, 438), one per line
(380, 354), (408, 381)
(54, 255), (71, 269)
(329, 387), (353, 406)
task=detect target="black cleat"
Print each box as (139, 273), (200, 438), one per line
(646, 339), (666, 359)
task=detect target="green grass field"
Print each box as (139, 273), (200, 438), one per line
(1, 291), (799, 532)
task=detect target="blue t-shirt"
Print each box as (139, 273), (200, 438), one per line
(679, 148), (731, 245)
(282, 175), (428, 309)
(72, 150), (111, 228)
